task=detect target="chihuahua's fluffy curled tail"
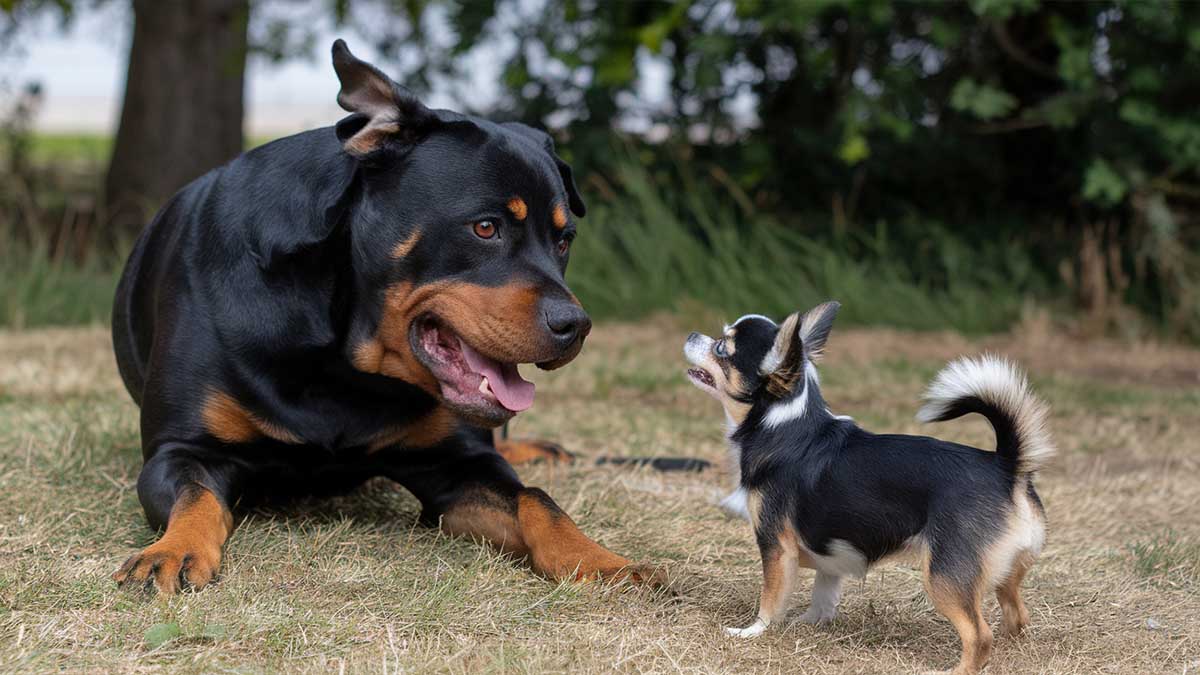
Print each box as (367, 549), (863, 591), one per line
(917, 355), (1056, 475)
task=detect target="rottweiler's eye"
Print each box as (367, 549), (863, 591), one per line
(472, 220), (498, 239)
(714, 340), (728, 358)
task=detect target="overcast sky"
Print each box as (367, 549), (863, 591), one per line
(5, 1), (739, 139)
(5, 3), (483, 136)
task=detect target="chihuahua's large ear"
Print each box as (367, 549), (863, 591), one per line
(760, 301), (840, 397)
(762, 312), (804, 397)
(796, 300), (840, 363)
(331, 39), (434, 157)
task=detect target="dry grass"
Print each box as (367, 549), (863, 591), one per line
(1, 318), (1198, 674)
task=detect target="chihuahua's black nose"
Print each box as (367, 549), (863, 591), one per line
(545, 302), (591, 349)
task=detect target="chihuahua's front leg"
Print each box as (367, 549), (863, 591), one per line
(726, 525), (802, 637)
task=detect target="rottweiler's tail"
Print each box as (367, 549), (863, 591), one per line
(916, 355), (1055, 475)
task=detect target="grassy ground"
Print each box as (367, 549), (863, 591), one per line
(1, 317), (1198, 673)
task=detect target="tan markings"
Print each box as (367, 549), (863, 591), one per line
(996, 551), (1034, 637)
(344, 120), (400, 157)
(924, 573), (993, 675)
(507, 197), (528, 221)
(495, 439), (572, 465)
(746, 490), (763, 529)
(201, 390), (301, 445)
(112, 485), (233, 595)
(516, 489), (652, 582)
(390, 229), (421, 259)
(755, 525), (803, 623)
(552, 203), (568, 229)
(717, 369), (752, 426)
(441, 501), (528, 556)
(440, 487), (659, 584)
(368, 405), (459, 452)
(352, 338), (385, 373)
(352, 280), (579, 394)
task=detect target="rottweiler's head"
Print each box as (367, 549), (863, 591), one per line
(331, 40), (589, 427)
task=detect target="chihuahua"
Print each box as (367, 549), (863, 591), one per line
(684, 301), (1053, 675)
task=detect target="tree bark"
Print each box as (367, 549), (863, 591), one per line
(104, 0), (248, 234)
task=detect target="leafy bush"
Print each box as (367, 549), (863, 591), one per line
(570, 161), (1047, 333)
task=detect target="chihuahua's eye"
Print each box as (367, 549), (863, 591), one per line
(714, 340), (728, 358)
(472, 220), (498, 239)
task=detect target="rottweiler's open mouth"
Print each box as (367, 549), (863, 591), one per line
(411, 317), (535, 424)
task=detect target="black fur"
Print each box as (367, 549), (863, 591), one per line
(112, 42), (593, 572)
(722, 312), (1040, 584)
(685, 302), (1051, 666)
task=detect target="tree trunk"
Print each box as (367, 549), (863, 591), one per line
(104, 0), (248, 234)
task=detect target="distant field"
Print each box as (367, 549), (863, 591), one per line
(25, 134), (280, 167)
(1, 319), (1197, 673)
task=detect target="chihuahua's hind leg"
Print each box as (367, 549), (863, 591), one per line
(799, 571), (842, 624)
(923, 570), (993, 675)
(726, 526), (802, 638)
(995, 551), (1034, 636)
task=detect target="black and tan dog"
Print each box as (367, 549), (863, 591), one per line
(111, 40), (655, 594)
(685, 302), (1053, 674)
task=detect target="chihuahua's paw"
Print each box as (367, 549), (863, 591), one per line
(798, 606), (837, 624)
(724, 618), (768, 638)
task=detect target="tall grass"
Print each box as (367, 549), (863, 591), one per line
(2, 158), (1044, 333)
(0, 239), (122, 330)
(569, 162), (1047, 333)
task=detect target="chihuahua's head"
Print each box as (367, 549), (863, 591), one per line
(684, 301), (840, 425)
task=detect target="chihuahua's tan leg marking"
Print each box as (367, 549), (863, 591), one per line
(726, 526), (807, 637)
(925, 573), (993, 675)
(996, 550), (1034, 637)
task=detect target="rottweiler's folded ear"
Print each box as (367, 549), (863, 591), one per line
(331, 39), (434, 157)
(501, 122), (587, 218)
(555, 155), (586, 218)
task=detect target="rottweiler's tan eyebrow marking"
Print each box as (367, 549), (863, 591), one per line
(552, 203), (568, 229)
(507, 197), (528, 221)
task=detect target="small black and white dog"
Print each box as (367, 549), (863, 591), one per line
(684, 301), (1053, 675)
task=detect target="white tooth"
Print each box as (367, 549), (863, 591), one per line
(479, 376), (490, 395)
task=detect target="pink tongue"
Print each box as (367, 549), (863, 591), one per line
(460, 340), (536, 412)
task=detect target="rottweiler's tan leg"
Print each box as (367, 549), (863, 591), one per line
(441, 486), (659, 583)
(726, 527), (803, 637)
(996, 551), (1034, 637)
(925, 573), (993, 675)
(113, 484), (233, 595)
(493, 428), (575, 465)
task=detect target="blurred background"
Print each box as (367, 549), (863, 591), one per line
(2, 0), (1198, 341)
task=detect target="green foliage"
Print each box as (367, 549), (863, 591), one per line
(1082, 159), (1126, 206)
(5, 1), (1200, 339)
(950, 79), (1018, 121)
(0, 237), (121, 329)
(423, 0), (1200, 340)
(569, 160), (1042, 334)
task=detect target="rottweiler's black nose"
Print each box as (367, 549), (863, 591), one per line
(545, 302), (591, 349)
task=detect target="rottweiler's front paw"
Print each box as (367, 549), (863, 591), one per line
(496, 438), (576, 465)
(588, 561), (669, 587)
(113, 535), (222, 595)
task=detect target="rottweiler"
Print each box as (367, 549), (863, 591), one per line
(110, 40), (655, 594)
